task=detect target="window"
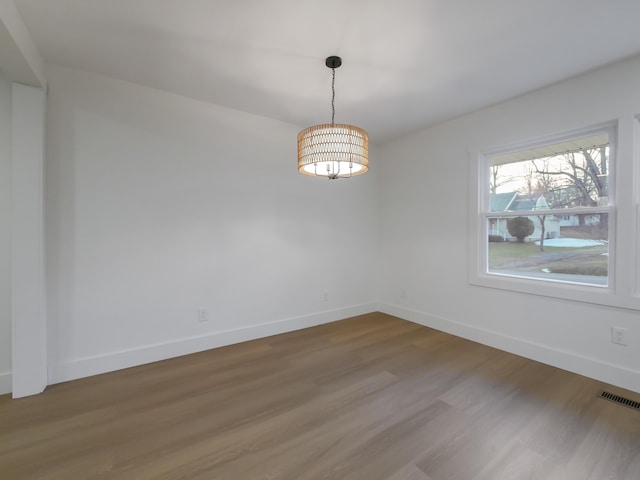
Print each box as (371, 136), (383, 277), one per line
(470, 123), (621, 306)
(487, 130), (611, 286)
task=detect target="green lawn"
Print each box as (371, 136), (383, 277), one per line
(488, 241), (566, 263)
(488, 241), (608, 276)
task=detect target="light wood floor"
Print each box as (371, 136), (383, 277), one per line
(1, 313), (639, 479)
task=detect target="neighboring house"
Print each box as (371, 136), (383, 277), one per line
(489, 192), (560, 241)
(557, 214), (601, 227)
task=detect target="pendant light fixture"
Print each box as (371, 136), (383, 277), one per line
(298, 56), (369, 179)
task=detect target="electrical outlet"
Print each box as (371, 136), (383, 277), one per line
(611, 326), (627, 346)
(197, 309), (209, 323)
(323, 292), (329, 302)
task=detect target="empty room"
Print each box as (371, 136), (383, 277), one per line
(1, 1), (640, 478)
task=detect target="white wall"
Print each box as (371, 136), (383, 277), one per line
(0, 72), (12, 394)
(378, 55), (640, 393)
(0, 0), (48, 398)
(0, 0), (46, 87)
(11, 82), (46, 398)
(45, 65), (379, 383)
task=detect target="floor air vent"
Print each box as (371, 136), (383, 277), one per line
(599, 390), (640, 411)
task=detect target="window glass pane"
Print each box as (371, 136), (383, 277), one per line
(489, 137), (609, 210)
(487, 213), (609, 286)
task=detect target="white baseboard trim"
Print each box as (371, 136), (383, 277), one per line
(379, 302), (640, 394)
(49, 303), (377, 385)
(0, 371), (11, 395)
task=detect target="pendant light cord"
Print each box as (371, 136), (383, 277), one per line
(331, 67), (336, 125)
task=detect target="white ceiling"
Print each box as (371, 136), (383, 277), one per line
(13, 0), (640, 143)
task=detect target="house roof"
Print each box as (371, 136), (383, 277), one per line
(490, 192), (517, 212)
(491, 192), (546, 212)
(510, 194), (540, 211)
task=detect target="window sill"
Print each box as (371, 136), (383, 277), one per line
(470, 271), (640, 310)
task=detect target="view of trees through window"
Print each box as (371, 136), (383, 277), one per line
(486, 133), (610, 286)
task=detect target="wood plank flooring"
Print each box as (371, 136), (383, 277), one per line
(1, 312), (639, 479)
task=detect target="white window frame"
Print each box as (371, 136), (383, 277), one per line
(635, 115), (640, 298)
(466, 121), (640, 309)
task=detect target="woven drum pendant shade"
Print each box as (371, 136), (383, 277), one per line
(297, 123), (369, 179)
(298, 56), (369, 179)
